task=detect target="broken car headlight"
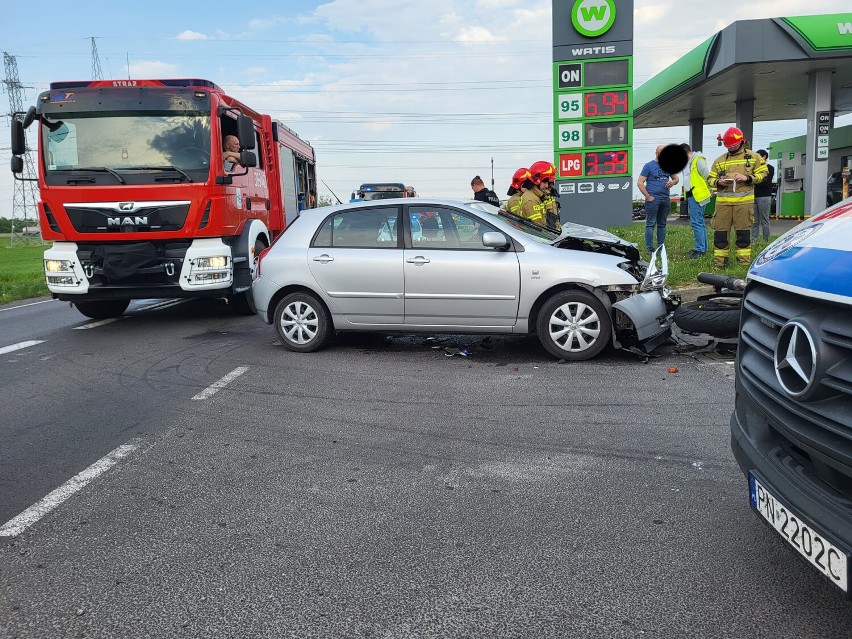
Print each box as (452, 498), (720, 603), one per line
(641, 245), (668, 291)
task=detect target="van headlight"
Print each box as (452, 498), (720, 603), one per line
(641, 245), (668, 291)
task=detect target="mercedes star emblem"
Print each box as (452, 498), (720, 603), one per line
(774, 321), (817, 399)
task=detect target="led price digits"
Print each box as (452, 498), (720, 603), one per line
(584, 150), (630, 176)
(584, 91), (630, 117)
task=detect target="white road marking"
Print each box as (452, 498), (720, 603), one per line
(192, 366), (250, 400)
(0, 299), (56, 313)
(72, 300), (186, 329)
(0, 340), (45, 355)
(137, 299), (186, 312)
(73, 317), (126, 330)
(0, 440), (142, 537)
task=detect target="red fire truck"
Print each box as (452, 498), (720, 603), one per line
(10, 78), (316, 318)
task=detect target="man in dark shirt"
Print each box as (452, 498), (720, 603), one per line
(751, 149), (775, 243)
(471, 175), (500, 207)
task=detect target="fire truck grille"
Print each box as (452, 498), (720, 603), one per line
(65, 203), (191, 233)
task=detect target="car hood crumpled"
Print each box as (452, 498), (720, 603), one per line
(554, 221), (635, 249)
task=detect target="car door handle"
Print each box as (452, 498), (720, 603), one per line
(406, 256), (430, 265)
(313, 254), (334, 263)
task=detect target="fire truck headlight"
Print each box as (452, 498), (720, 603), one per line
(195, 256), (229, 270)
(45, 259), (74, 273)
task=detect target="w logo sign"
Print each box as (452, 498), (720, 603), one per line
(839, 22), (852, 35)
(571, 0), (616, 38)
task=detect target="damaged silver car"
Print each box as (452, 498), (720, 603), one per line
(253, 198), (676, 360)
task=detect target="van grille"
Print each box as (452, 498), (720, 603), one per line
(739, 281), (852, 461)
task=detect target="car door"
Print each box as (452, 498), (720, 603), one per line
(307, 206), (404, 325)
(402, 205), (521, 327)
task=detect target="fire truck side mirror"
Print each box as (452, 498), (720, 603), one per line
(237, 115), (256, 150)
(11, 119), (26, 155)
(239, 150), (257, 168)
(22, 106), (37, 129)
(11, 155), (23, 174)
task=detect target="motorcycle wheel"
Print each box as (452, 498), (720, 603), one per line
(673, 295), (742, 338)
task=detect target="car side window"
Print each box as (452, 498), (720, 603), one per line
(311, 207), (399, 249)
(409, 206), (499, 250)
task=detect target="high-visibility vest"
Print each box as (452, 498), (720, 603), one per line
(688, 154), (711, 206)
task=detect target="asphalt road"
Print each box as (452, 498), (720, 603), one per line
(1, 297), (850, 638)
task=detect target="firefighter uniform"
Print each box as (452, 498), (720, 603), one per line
(707, 145), (768, 267)
(520, 185), (546, 226)
(541, 186), (562, 232)
(506, 191), (522, 216)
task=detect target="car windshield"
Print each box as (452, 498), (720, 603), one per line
(467, 201), (559, 244)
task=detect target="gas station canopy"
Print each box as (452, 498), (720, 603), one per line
(634, 14), (852, 128)
(634, 13), (852, 216)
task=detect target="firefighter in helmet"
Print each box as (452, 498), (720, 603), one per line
(530, 160), (562, 232)
(506, 168), (529, 218)
(707, 127), (768, 268)
(520, 164), (547, 227)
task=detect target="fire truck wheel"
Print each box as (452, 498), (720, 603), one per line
(229, 237), (267, 315)
(73, 300), (130, 319)
(273, 291), (331, 353)
(229, 291), (256, 315)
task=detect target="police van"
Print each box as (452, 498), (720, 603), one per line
(731, 198), (852, 595)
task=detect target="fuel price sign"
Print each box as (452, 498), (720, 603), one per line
(584, 90), (629, 117)
(584, 150), (630, 176)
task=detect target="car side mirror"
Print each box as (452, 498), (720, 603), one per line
(482, 232), (509, 249)
(11, 155), (23, 174)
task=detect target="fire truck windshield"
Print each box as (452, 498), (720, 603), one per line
(40, 113), (212, 185)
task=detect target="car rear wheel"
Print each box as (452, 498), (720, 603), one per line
(73, 300), (130, 319)
(536, 290), (611, 360)
(273, 292), (330, 353)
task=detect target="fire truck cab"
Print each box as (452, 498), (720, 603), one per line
(10, 78), (316, 319)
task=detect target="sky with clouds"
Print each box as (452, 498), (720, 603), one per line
(2, 0), (851, 217)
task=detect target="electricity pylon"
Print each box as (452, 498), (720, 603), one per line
(91, 37), (104, 80)
(2, 51), (41, 246)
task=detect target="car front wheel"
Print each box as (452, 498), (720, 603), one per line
(536, 290), (612, 360)
(273, 291), (330, 353)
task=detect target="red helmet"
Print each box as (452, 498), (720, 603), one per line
(720, 127), (745, 150)
(529, 160), (556, 185)
(511, 167), (531, 190)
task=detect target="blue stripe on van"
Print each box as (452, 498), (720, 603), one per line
(750, 246), (852, 299)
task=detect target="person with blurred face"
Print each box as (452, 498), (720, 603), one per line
(638, 145), (679, 255)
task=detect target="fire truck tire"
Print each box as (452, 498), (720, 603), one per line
(228, 291), (256, 315)
(73, 300), (130, 319)
(673, 297), (742, 338)
(273, 291), (331, 353)
(228, 237), (267, 315)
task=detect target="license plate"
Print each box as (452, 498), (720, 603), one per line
(749, 472), (848, 592)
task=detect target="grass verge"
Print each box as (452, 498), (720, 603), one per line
(0, 243), (49, 305)
(605, 220), (776, 289)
